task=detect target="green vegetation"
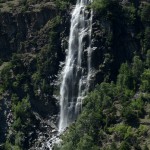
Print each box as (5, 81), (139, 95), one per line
(0, 15), (62, 149)
(56, 52), (150, 150)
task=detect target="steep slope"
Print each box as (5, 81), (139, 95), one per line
(55, 0), (150, 149)
(0, 0), (71, 149)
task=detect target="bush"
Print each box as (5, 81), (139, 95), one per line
(146, 50), (150, 68)
(119, 141), (131, 150)
(110, 142), (118, 150)
(141, 4), (150, 25)
(13, 117), (22, 130)
(140, 69), (150, 92)
(15, 131), (24, 148)
(121, 106), (138, 124)
(132, 56), (143, 80)
(117, 63), (133, 90)
(4, 141), (12, 150)
(12, 97), (31, 120)
(144, 27), (150, 50)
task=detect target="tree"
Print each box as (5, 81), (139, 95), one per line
(117, 63), (133, 90)
(76, 134), (96, 150)
(110, 142), (118, 150)
(146, 50), (150, 68)
(144, 145), (149, 150)
(141, 3), (150, 25)
(132, 56), (143, 80)
(121, 106), (138, 124)
(140, 69), (150, 92)
(119, 141), (131, 150)
(144, 27), (150, 50)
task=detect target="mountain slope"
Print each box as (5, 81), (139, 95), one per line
(0, 0), (150, 149)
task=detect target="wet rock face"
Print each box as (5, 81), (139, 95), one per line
(0, 7), (57, 60)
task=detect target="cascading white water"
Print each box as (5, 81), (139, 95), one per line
(59, 0), (93, 132)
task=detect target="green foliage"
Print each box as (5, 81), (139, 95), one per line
(4, 140), (12, 150)
(109, 124), (135, 142)
(143, 145), (149, 150)
(76, 134), (99, 150)
(119, 141), (131, 150)
(130, 98), (144, 118)
(55, 0), (69, 10)
(140, 69), (150, 92)
(12, 97), (31, 120)
(59, 48), (150, 149)
(0, 62), (13, 90)
(117, 63), (133, 90)
(0, 14), (63, 148)
(91, 0), (110, 12)
(110, 142), (117, 150)
(91, 0), (123, 23)
(124, 5), (136, 25)
(137, 125), (148, 136)
(146, 50), (150, 68)
(132, 56), (143, 79)
(121, 105), (138, 124)
(59, 82), (135, 149)
(55, 0), (75, 10)
(91, 0), (119, 12)
(15, 131), (24, 148)
(140, 3), (150, 25)
(13, 117), (22, 130)
(144, 27), (150, 50)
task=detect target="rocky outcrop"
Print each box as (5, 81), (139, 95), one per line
(0, 5), (58, 60)
(90, 6), (140, 85)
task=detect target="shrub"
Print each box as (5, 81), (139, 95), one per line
(119, 141), (131, 150)
(117, 63), (133, 90)
(146, 50), (150, 68)
(140, 69), (150, 92)
(144, 27), (150, 50)
(141, 3), (150, 25)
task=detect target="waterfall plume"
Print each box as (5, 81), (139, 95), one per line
(59, 0), (93, 132)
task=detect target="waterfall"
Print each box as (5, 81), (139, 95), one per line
(59, 0), (93, 132)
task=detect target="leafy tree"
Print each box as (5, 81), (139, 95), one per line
(121, 106), (138, 124)
(141, 3), (150, 25)
(110, 142), (118, 150)
(140, 69), (150, 92)
(132, 56), (143, 80)
(144, 27), (150, 50)
(15, 132), (24, 148)
(13, 97), (31, 120)
(117, 63), (133, 90)
(0, 62), (13, 89)
(119, 141), (131, 150)
(13, 117), (22, 130)
(77, 134), (98, 150)
(144, 145), (149, 150)
(4, 141), (12, 150)
(146, 50), (150, 68)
